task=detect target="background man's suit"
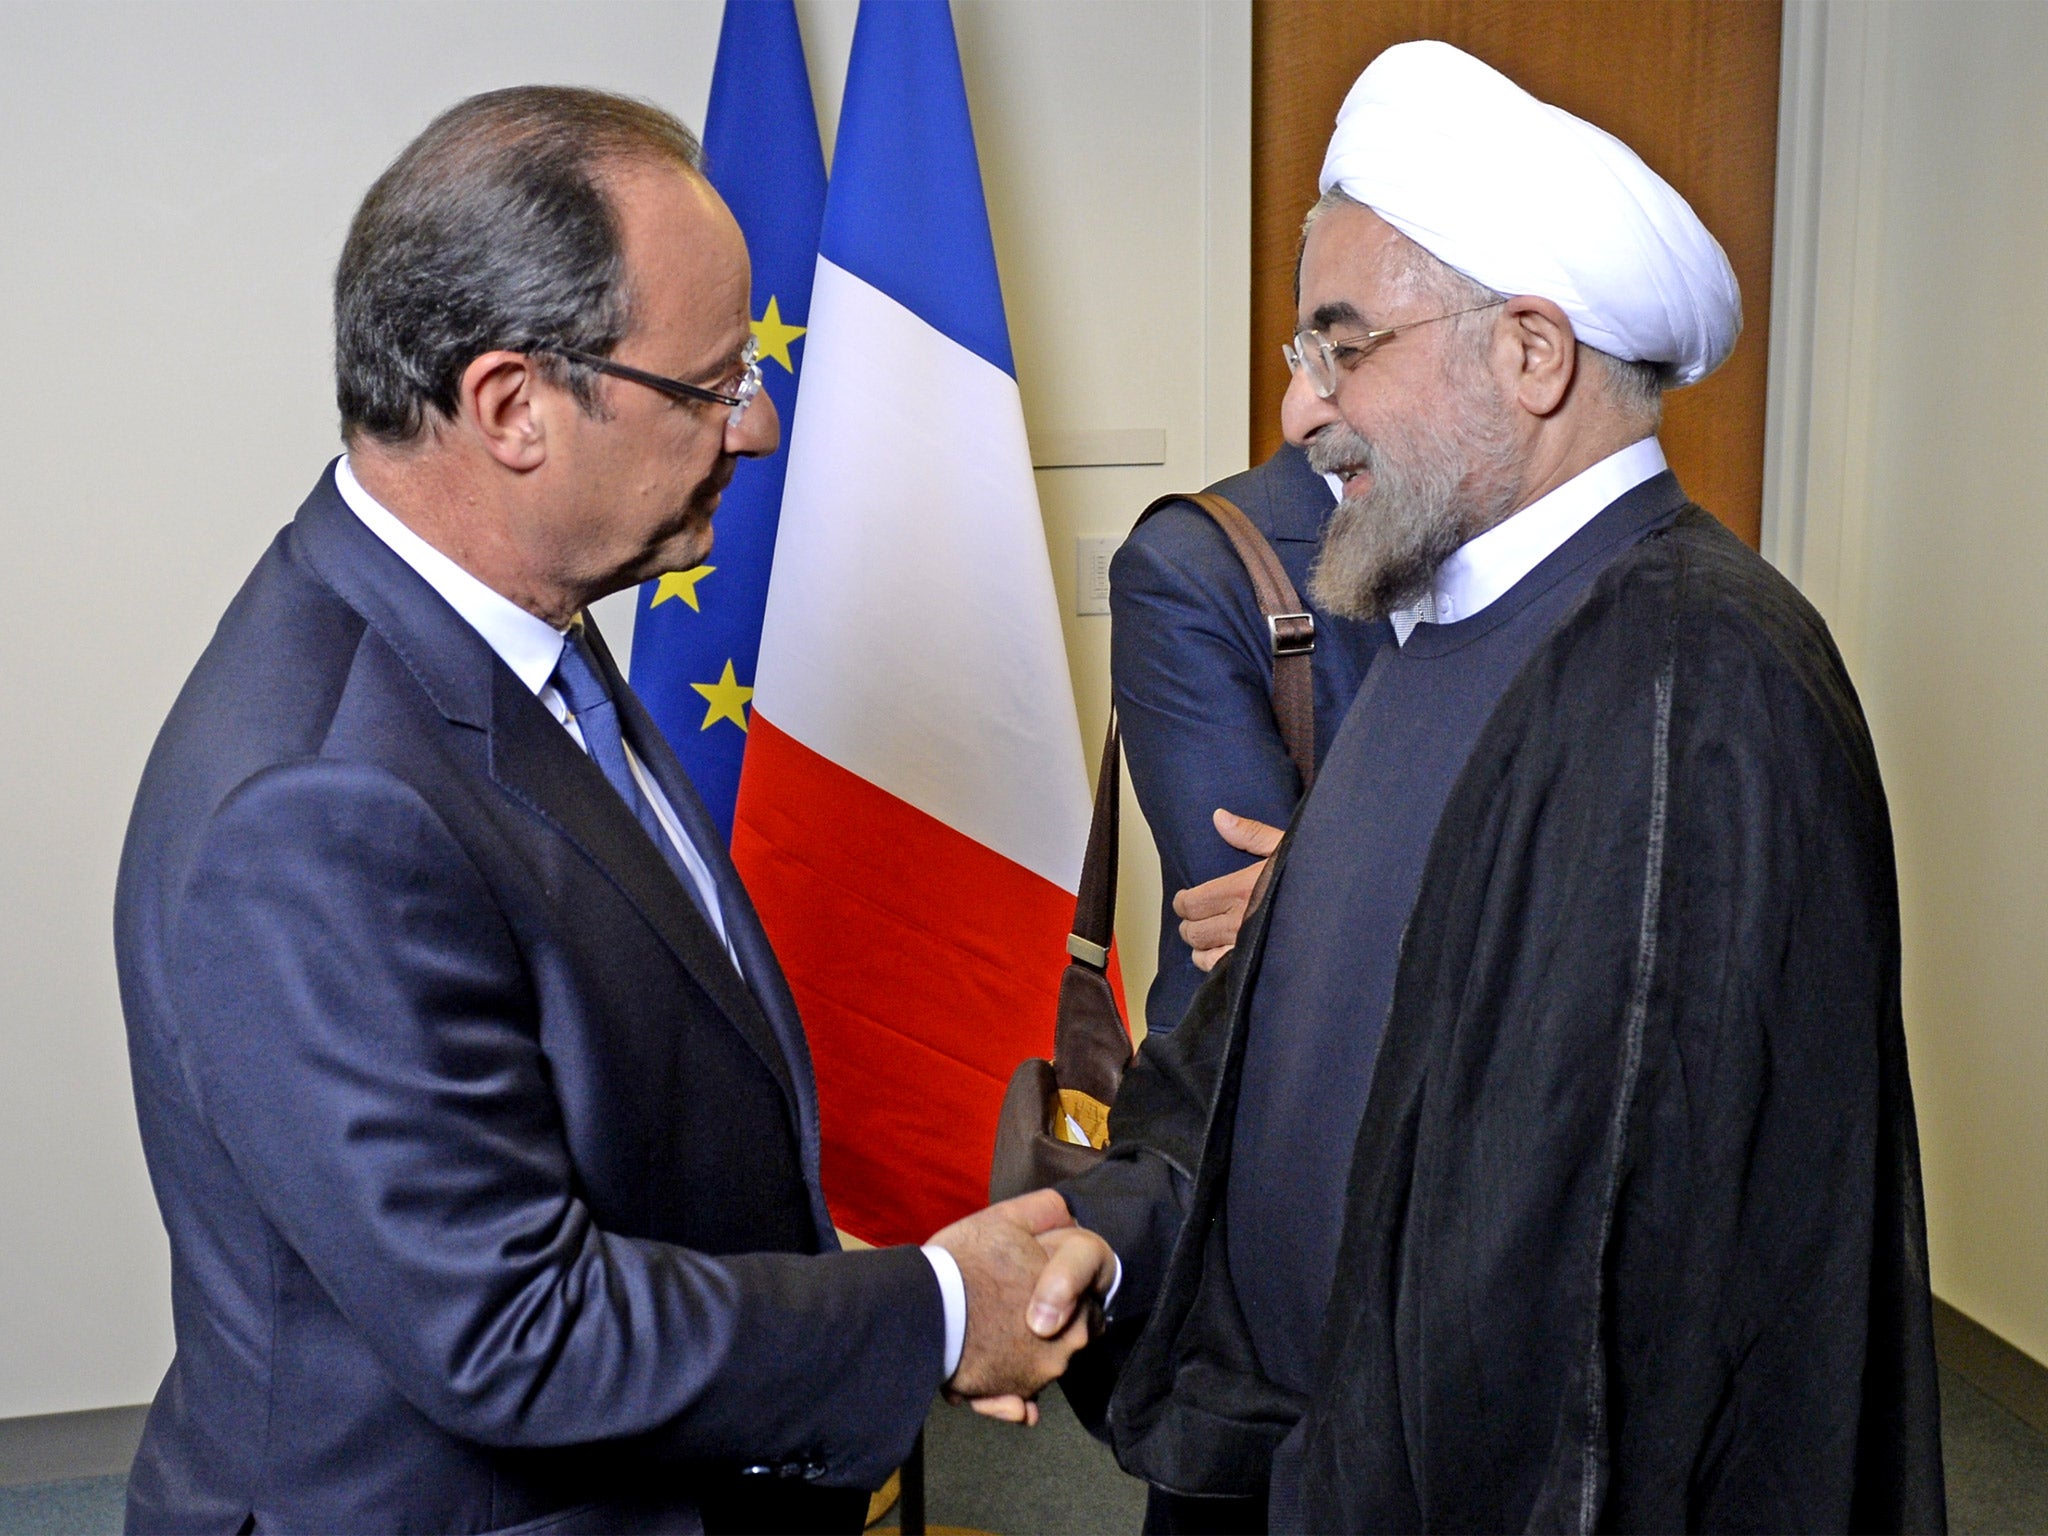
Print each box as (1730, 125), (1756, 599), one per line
(115, 466), (939, 1534)
(1108, 443), (1386, 1033)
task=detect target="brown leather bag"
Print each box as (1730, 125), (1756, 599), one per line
(987, 491), (1317, 1201)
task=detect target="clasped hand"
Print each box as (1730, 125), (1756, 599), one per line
(926, 1188), (1116, 1425)
(1173, 809), (1284, 970)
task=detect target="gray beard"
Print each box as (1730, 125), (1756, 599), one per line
(1304, 402), (1522, 623)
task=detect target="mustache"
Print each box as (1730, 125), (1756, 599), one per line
(1303, 421), (1466, 622)
(1305, 421), (1376, 482)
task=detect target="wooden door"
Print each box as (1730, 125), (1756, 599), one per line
(1252, 1), (1781, 548)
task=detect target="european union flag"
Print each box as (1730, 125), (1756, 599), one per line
(629, 0), (826, 840)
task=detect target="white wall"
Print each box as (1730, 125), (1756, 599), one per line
(0, 0), (1247, 1419)
(1766, 0), (2048, 1367)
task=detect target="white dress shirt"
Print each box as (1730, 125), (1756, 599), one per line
(334, 458), (970, 1380)
(1391, 435), (1668, 644)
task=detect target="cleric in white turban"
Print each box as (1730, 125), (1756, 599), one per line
(1049, 38), (1945, 1536)
(1320, 40), (1741, 388)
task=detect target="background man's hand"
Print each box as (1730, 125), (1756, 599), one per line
(926, 1189), (1113, 1424)
(1173, 809), (1284, 969)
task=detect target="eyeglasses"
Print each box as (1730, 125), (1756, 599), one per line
(1282, 300), (1507, 399)
(544, 336), (763, 422)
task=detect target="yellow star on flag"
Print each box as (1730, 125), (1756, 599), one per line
(691, 660), (755, 732)
(750, 296), (807, 373)
(651, 565), (715, 611)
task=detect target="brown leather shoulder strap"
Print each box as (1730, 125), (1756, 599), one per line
(1135, 490), (1317, 793)
(1064, 490), (1320, 971)
(1067, 712), (1120, 963)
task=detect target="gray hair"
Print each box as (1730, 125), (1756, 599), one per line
(1584, 347), (1663, 425)
(335, 86), (704, 445)
(1300, 186), (1663, 430)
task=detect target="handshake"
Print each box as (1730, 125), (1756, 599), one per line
(924, 1188), (1116, 1425)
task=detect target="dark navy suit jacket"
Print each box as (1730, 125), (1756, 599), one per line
(1109, 445), (1387, 1034)
(114, 467), (941, 1535)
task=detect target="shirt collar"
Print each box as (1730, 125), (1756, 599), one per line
(1393, 436), (1667, 643)
(334, 454), (569, 696)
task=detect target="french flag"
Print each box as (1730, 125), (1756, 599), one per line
(733, 0), (1107, 1246)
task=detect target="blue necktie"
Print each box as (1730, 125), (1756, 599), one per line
(551, 626), (719, 930)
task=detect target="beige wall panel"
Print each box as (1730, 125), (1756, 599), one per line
(1844, 1), (2048, 1370)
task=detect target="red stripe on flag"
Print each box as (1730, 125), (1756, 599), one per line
(733, 712), (1123, 1245)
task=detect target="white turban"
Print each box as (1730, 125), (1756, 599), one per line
(1318, 41), (1740, 387)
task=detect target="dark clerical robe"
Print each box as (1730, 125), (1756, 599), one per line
(1063, 487), (1946, 1533)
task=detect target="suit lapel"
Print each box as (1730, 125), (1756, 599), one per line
(292, 469), (799, 1116)
(483, 666), (798, 1110)
(581, 626), (832, 1233)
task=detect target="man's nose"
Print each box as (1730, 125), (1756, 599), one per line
(1280, 365), (1340, 448)
(727, 388), (780, 459)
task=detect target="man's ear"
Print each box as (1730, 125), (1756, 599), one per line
(1498, 295), (1577, 418)
(459, 350), (549, 471)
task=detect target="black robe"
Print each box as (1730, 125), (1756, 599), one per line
(1064, 507), (1946, 1533)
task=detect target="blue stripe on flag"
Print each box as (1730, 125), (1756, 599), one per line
(819, 0), (1015, 378)
(630, 0), (826, 841)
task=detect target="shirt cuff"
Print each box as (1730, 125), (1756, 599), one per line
(919, 1241), (1122, 1385)
(921, 1244), (967, 1382)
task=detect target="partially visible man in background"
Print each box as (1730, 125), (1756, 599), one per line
(1111, 445), (1383, 1033)
(1056, 42), (1944, 1534)
(115, 87), (1110, 1536)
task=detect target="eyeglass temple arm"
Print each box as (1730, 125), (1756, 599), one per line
(546, 345), (744, 409)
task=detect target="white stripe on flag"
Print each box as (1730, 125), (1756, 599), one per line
(755, 256), (1091, 894)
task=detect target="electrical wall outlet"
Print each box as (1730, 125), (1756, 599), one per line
(1076, 536), (1119, 616)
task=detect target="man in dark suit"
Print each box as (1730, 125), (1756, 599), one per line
(115, 87), (1110, 1535)
(1109, 447), (1386, 1033)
